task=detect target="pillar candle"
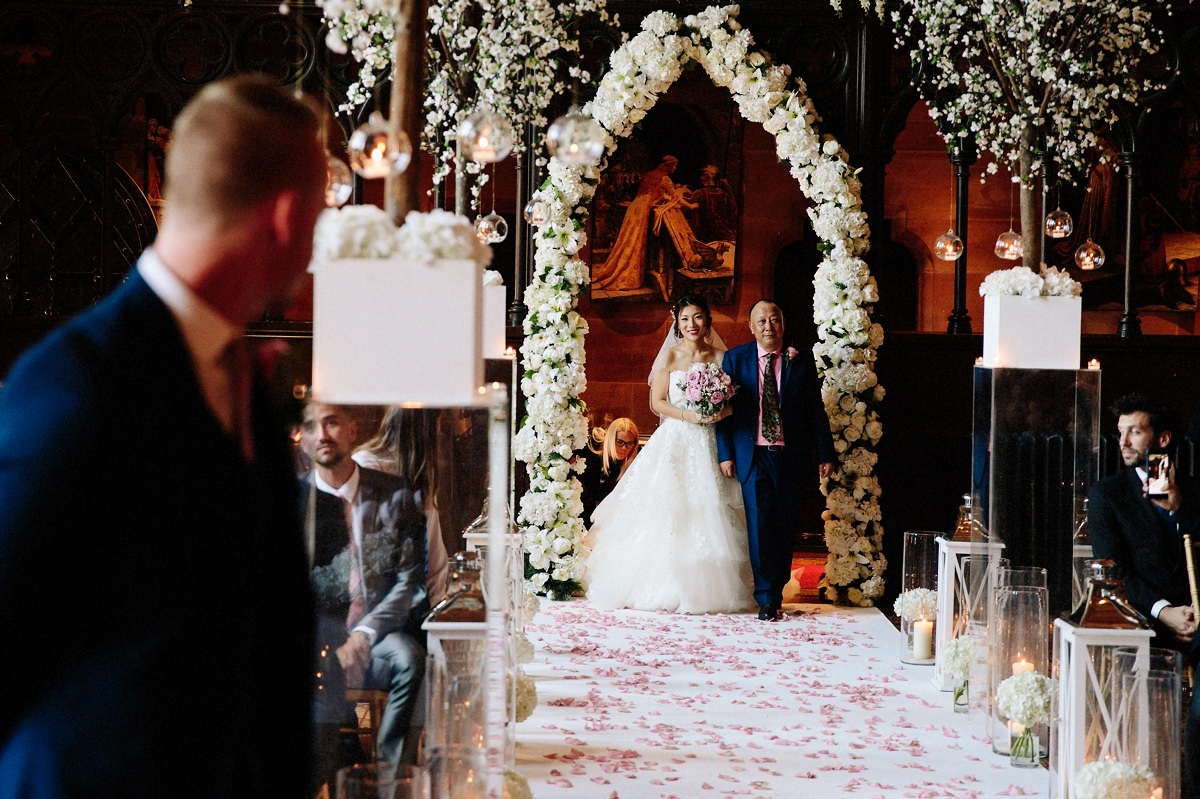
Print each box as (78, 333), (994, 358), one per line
(1012, 659), (1034, 675)
(913, 618), (934, 660)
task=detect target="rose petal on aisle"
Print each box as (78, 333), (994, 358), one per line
(517, 598), (1047, 798)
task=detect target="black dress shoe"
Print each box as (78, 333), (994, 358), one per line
(757, 604), (780, 621)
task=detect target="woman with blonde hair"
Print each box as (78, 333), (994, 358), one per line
(578, 417), (640, 527)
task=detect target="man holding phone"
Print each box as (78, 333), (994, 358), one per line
(1089, 393), (1200, 798)
(1089, 392), (1197, 646)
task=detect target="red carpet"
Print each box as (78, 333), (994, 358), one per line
(787, 552), (827, 601)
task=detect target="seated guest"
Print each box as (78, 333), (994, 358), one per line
(1087, 392), (1200, 798)
(354, 406), (449, 603)
(1088, 393), (1198, 646)
(578, 417), (640, 527)
(300, 402), (429, 789)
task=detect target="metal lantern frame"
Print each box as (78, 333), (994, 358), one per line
(932, 538), (1006, 690)
(1049, 619), (1153, 799)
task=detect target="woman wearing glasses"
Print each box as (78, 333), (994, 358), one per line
(578, 418), (641, 528)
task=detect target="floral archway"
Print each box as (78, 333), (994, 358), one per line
(513, 4), (886, 607)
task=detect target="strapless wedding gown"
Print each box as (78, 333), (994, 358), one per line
(585, 370), (755, 614)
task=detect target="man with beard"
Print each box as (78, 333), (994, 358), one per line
(1088, 392), (1200, 797)
(299, 402), (428, 788)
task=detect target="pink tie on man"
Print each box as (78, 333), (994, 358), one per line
(343, 495), (365, 628)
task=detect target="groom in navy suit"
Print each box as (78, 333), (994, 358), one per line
(717, 300), (836, 621)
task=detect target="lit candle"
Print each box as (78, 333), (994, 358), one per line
(1087, 358), (1100, 370)
(974, 356), (984, 366)
(504, 346), (516, 360)
(1012, 659), (1035, 675)
(913, 618), (934, 661)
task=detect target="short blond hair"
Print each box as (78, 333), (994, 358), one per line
(163, 75), (323, 224)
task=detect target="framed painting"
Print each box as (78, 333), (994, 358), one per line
(588, 71), (743, 305)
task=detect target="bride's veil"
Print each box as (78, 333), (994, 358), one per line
(646, 319), (727, 417)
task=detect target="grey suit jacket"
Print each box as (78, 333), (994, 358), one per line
(304, 467), (429, 642)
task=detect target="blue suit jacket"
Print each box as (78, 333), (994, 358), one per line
(716, 342), (836, 483)
(0, 270), (314, 798)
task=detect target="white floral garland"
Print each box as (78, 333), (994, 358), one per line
(515, 4), (886, 606)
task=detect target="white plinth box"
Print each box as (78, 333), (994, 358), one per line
(982, 295), (1081, 370)
(311, 257), (483, 406)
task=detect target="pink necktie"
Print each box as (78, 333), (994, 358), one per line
(344, 497), (365, 628)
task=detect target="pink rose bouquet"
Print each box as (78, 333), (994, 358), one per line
(676, 362), (736, 417)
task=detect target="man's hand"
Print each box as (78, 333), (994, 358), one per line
(720, 460), (735, 479)
(818, 462), (835, 480)
(1159, 605), (1196, 644)
(336, 631), (372, 688)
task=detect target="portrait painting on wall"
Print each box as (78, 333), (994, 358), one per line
(588, 72), (743, 305)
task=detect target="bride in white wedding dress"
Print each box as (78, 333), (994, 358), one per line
(585, 294), (755, 614)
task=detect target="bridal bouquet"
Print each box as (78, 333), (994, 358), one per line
(676, 362), (736, 417)
(1072, 761), (1155, 799)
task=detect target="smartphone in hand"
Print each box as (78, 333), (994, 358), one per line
(1147, 449), (1171, 499)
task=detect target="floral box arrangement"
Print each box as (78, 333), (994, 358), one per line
(310, 206), (492, 406)
(980, 266), (1082, 371)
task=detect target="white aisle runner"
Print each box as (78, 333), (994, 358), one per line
(517, 599), (1047, 799)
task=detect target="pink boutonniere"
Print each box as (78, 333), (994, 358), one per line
(784, 347), (800, 363)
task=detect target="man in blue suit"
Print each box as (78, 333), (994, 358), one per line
(717, 300), (836, 621)
(0, 76), (328, 797)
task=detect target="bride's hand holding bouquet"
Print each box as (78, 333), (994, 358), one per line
(677, 362), (736, 425)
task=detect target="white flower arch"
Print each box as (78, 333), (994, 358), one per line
(513, 4), (886, 606)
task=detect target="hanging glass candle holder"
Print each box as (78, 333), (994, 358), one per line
(523, 197), (549, 226)
(458, 108), (514, 164)
(933, 229), (964, 261)
(1045, 208), (1074, 238)
(474, 214), (499, 244)
(545, 108), (606, 166)
(1075, 238), (1105, 270)
(347, 112), (412, 179)
(994, 228), (1023, 260)
(324, 153), (353, 208)
(480, 212), (508, 244)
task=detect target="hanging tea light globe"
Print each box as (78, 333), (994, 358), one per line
(1045, 208), (1074, 239)
(347, 112), (412, 178)
(523, 197), (550, 226)
(994, 228), (1023, 260)
(545, 108), (606, 166)
(458, 108), (514, 163)
(325, 154), (353, 208)
(481, 212), (508, 243)
(474, 214), (499, 244)
(933, 229), (964, 261)
(1075, 237), (1106, 270)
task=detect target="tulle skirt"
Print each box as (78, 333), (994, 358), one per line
(584, 417), (755, 614)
